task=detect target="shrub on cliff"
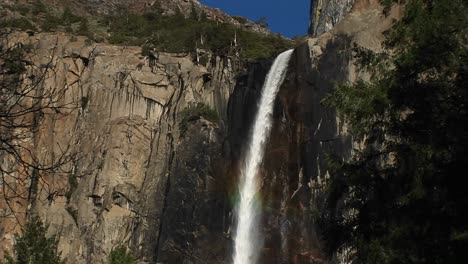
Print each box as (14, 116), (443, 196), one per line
(76, 18), (92, 38)
(40, 13), (62, 31)
(4, 217), (63, 264)
(61, 7), (81, 26)
(32, 0), (47, 16)
(0, 18), (37, 31)
(108, 246), (134, 264)
(14, 4), (87, 34)
(179, 103), (219, 136)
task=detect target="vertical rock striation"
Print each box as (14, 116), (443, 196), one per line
(0, 32), (239, 263)
(309, 0), (355, 36)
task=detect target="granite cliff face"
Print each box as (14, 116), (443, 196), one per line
(1, 0), (400, 263)
(0, 31), (237, 263)
(309, 0), (355, 36)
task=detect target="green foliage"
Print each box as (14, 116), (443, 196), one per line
(381, 0), (394, 9)
(65, 172), (78, 203)
(3, 5), (290, 60)
(255, 16), (269, 28)
(102, 11), (293, 60)
(323, 80), (391, 138)
(4, 217), (63, 264)
(61, 7), (81, 26)
(1, 2), (83, 33)
(0, 18), (37, 31)
(40, 14), (62, 31)
(12, 5), (30, 16)
(76, 18), (92, 38)
(108, 246), (134, 264)
(32, 0), (47, 15)
(179, 103), (219, 136)
(321, 0), (468, 263)
(0, 45), (30, 75)
(189, 4), (199, 21)
(29, 5), (85, 33)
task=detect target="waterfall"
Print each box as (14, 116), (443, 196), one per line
(233, 49), (294, 264)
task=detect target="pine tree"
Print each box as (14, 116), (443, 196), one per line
(321, 0), (468, 263)
(108, 246), (134, 264)
(4, 217), (63, 264)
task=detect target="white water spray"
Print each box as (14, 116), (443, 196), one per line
(233, 49), (294, 264)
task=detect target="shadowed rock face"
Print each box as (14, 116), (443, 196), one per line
(155, 118), (231, 263)
(0, 2), (401, 263)
(227, 33), (354, 264)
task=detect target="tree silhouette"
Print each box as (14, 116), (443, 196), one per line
(321, 0), (468, 263)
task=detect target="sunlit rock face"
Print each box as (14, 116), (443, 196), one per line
(308, 0), (391, 36)
(309, 0), (355, 36)
(0, 31), (238, 263)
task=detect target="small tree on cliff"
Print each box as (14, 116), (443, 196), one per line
(108, 246), (134, 264)
(255, 16), (269, 28)
(4, 217), (63, 264)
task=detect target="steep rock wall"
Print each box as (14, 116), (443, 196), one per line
(0, 31), (238, 263)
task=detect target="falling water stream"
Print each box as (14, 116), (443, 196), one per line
(233, 49), (294, 264)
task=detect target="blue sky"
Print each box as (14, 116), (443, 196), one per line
(199, 0), (311, 38)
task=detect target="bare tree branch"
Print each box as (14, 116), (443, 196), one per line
(0, 29), (79, 226)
